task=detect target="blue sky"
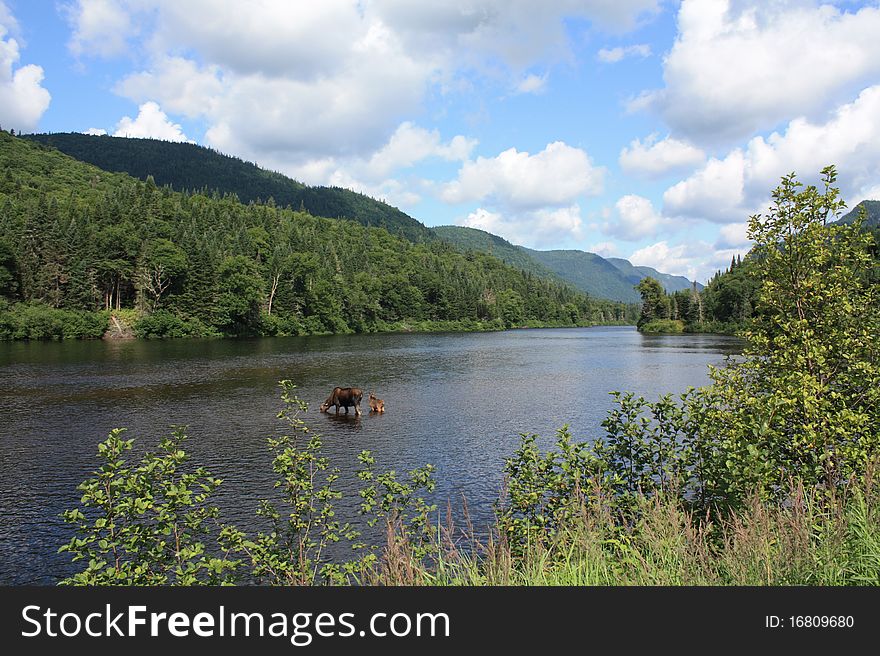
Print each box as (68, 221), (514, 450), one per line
(2, 1), (880, 283)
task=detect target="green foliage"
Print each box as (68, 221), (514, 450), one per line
(690, 167), (880, 506)
(134, 309), (210, 338)
(0, 302), (107, 339)
(501, 168), (880, 531)
(218, 381), (363, 585)
(638, 319), (685, 333)
(497, 427), (600, 555)
(635, 276), (667, 327)
(58, 428), (239, 585)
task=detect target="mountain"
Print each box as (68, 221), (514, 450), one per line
(433, 225), (699, 304)
(605, 258), (701, 294)
(431, 226), (559, 280)
(521, 248), (643, 303)
(21, 132), (435, 243)
(836, 200), (880, 228)
(1, 130), (630, 340)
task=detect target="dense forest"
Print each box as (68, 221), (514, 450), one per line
(0, 131), (633, 340)
(23, 132), (436, 243)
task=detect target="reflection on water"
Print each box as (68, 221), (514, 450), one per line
(0, 326), (741, 584)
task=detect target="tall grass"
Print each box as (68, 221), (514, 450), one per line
(368, 476), (880, 586)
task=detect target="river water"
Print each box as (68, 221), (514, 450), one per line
(0, 326), (741, 584)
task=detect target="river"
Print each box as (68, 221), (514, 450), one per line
(0, 326), (741, 584)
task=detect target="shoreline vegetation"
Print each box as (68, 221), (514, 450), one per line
(56, 168), (880, 586)
(0, 301), (633, 342)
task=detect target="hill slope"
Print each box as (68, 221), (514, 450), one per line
(522, 248), (643, 303)
(431, 226), (560, 280)
(433, 225), (698, 303)
(837, 200), (880, 228)
(22, 132), (435, 243)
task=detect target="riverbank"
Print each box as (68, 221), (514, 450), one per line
(0, 300), (633, 341)
(638, 318), (747, 336)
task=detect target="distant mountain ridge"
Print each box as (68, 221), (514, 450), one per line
(22, 132), (435, 243)
(836, 200), (880, 228)
(433, 225), (701, 304)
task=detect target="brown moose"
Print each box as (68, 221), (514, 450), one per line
(319, 387), (363, 415)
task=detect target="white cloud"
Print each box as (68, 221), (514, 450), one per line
(608, 194), (669, 241)
(589, 241), (619, 258)
(663, 85), (880, 223)
(363, 122), (476, 179)
(641, 0), (880, 144)
(663, 151), (746, 222)
(716, 222), (751, 250)
(441, 141), (605, 209)
(375, 0), (662, 70)
(619, 134), (705, 178)
(629, 241), (700, 280)
(597, 43), (651, 63)
(116, 57), (222, 119)
(0, 11), (50, 132)
(63, 0), (660, 191)
(457, 203), (584, 248)
(83, 127), (107, 135)
(514, 73), (547, 94)
(65, 0), (136, 59)
(112, 101), (191, 142)
(460, 207), (506, 234)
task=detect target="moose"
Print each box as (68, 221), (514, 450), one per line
(319, 386), (363, 415)
(368, 392), (385, 413)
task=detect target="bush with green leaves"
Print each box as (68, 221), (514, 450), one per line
(58, 428), (239, 585)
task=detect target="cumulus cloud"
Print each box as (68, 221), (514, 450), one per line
(607, 194), (670, 241)
(589, 241), (619, 258)
(619, 134), (705, 178)
(514, 73), (547, 95)
(663, 85), (880, 223)
(457, 203), (584, 248)
(363, 122), (477, 179)
(639, 0), (880, 144)
(715, 222), (751, 250)
(61, 0), (659, 189)
(0, 9), (50, 132)
(375, 0), (662, 70)
(65, 0), (136, 59)
(596, 43), (650, 63)
(116, 57), (223, 118)
(441, 141), (605, 209)
(629, 241), (701, 280)
(83, 127), (107, 135)
(112, 101), (191, 142)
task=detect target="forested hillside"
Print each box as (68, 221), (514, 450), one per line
(433, 225), (698, 303)
(22, 132), (435, 243)
(432, 225), (562, 281)
(0, 132), (632, 339)
(522, 248), (643, 303)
